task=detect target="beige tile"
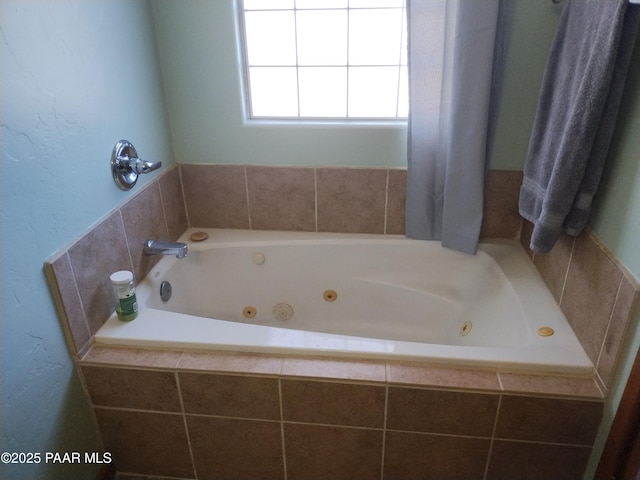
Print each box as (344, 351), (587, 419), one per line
(520, 219), (534, 259)
(561, 232), (623, 364)
(159, 165), (188, 240)
(45, 253), (91, 355)
(387, 362), (500, 391)
(384, 431), (490, 480)
(281, 379), (385, 427)
(387, 387), (499, 436)
(95, 408), (194, 478)
(486, 440), (591, 480)
(284, 423), (382, 480)
(316, 167), (387, 233)
(121, 183), (168, 282)
(179, 372), (280, 419)
(188, 416), (284, 480)
(386, 168), (406, 235)
(82, 345), (183, 369)
(181, 164), (249, 228)
(481, 170), (523, 239)
(533, 232), (574, 303)
(498, 372), (602, 399)
(495, 395), (603, 445)
(246, 166), (316, 231)
(67, 212), (132, 334)
(178, 351), (283, 375)
(82, 366), (181, 411)
(281, 357), (386, 382)
(597, 276), (640, 386)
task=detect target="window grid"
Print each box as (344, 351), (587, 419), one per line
(239, 0), (408, 121)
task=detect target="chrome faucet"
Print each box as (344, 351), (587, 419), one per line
(143, 240), (188, 258)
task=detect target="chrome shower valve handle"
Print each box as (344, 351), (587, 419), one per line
(111, 139), (162, 190)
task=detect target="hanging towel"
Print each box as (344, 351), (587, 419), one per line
(519, 0), (640, 254)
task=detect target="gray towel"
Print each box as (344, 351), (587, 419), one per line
(519, 0), (640, 254)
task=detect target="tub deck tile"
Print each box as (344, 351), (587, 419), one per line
(177, 351), (283, 376)
(281, 357), (386, 383)
(498, 372), (603, 399)
(386, 363), (501, 391)
(82, 345), (183, 369)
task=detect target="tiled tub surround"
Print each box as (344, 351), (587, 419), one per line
(82, 345), (604, 480)
(45, 165), (523, 358)
(43, 164), (638, 479)
(521, 222), (640, 390)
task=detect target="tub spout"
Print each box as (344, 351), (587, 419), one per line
(143, 240), (188, 258)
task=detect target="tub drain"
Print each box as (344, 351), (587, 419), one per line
(459, 321), (472, 336)
(272, 303), (294, 321)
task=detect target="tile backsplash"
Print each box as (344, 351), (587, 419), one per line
(521, 222), (639, 389)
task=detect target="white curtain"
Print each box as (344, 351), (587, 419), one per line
(405, 0), (505, 254)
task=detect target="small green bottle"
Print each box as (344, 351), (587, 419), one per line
(110, 270), (138, 321)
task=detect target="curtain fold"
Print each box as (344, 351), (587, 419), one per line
(405, 0), (503, 254)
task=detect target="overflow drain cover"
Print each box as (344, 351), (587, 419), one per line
(272, 303), (294, 321)
(160, 281), (172, 302)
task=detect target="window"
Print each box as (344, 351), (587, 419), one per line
(240, 0), (408, 120)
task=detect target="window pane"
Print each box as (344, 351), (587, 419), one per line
(249, 67), (298, 117)
(349, 66), (399, 117)
(349, 8), (404, 66)
(299, 67), (347, 117)
(397, 66), (408, 117)
(244, 11), (296, 65)
(400, 8), (408, 65)
(244, 0), (294, 10)
(297, 10), (347, 65)
(296, 0), (347, 8)
(349, 0), (404, 7)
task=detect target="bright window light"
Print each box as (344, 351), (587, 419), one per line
(240, 0), (408, 120)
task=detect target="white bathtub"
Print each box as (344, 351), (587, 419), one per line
(95, 229), (593, 374)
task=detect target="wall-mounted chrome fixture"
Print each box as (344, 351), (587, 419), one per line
(111, 140), (162, 190)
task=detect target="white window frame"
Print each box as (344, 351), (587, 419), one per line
(237, 0), (408, 123)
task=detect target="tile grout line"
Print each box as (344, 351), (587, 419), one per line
(64, 252), (91, 351)
(482, 394), (502, 480)
(558, 236), (577, 307)
(175, 372), (199, 480)
(314, 168), (318, 232)
(244, 165), (252, 230)
(383, 169), (389, 235)
(156, 175), (171, 239)
(116, 209), (136, 276)
(594, 276), (624, 380)
(380, 384), (389, 480)
(177, 165), (192, 229)
(278, 378), (288, 480)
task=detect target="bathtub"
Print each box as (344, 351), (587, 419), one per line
(95, 228), (593, 374)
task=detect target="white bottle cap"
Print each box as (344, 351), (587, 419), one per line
(110, 270), (134, 284)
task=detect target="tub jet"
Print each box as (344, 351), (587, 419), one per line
(273, 303), (294, 321)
